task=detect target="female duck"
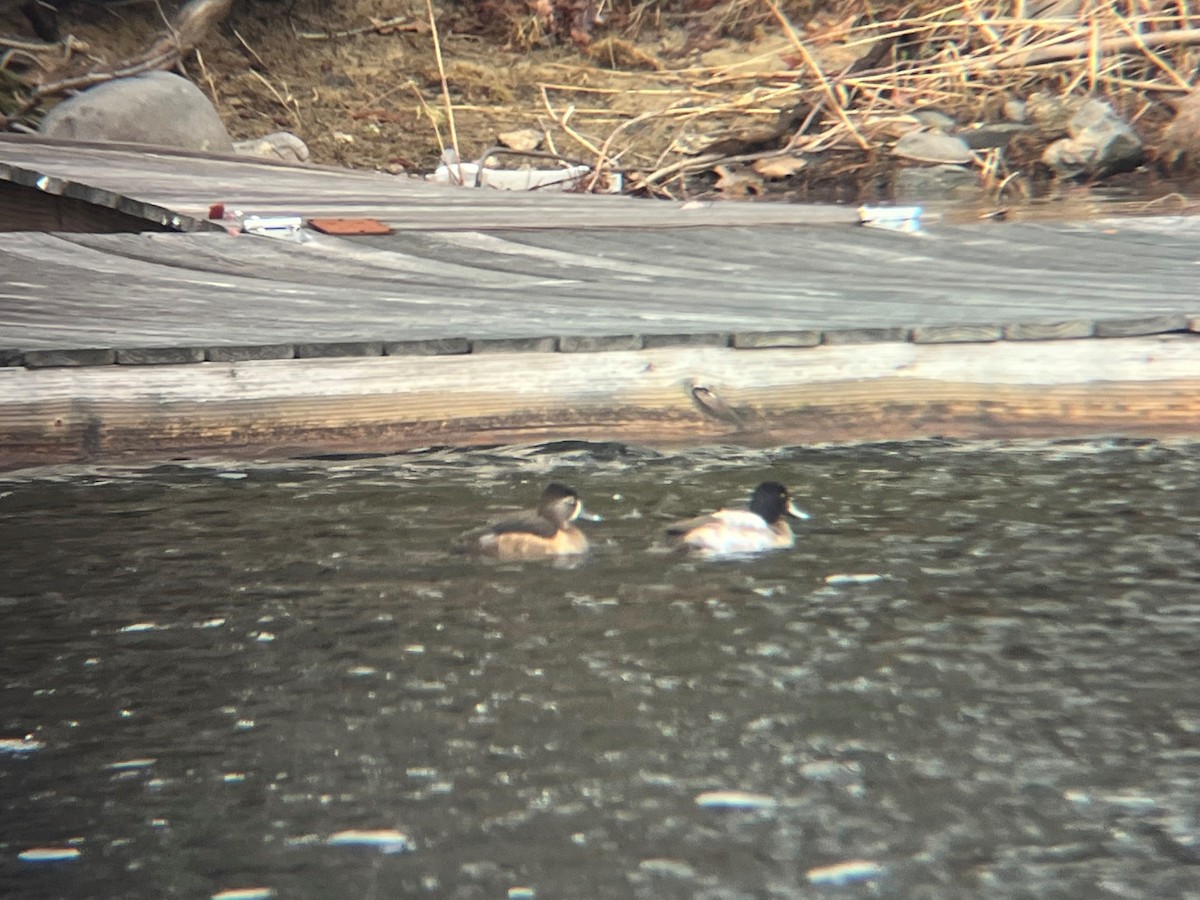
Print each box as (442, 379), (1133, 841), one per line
(461, 482), (597, 560)
(666, 481), (809, 557)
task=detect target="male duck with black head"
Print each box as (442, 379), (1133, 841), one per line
(459, 482), (599, 560)
(666, 481), (810, 557)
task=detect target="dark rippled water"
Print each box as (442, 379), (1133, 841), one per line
(2, 440), (1199, 899)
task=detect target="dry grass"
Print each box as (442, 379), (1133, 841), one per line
(519, 0), (1200, 195)
(2, 0), (1196, 197)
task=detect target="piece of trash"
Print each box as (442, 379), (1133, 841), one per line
(208, 202), (226, 220)
(19, 847), (81, 863)
(806, 859), (885, 885)
(858, 205), (922, 233)
(694, 790), (777, 810)
(0, 736), (44, 754)
(428, 149), (619, 192)
(241, 215), (305, 242)
(307, 217), (394, 236)
(327, 829), (412, 853)
(108, 758), (156, 770)
(212, 889), (276, 900)
(824, 573), (885, 585)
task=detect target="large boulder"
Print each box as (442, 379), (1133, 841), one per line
(39, 71), (234, 153)
(1041, 99), (1142, 178)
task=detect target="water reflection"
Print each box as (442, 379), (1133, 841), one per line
(2, 440), (1199, 898)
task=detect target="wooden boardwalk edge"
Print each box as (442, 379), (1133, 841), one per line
(2, 312), (1196, 369)
(3, 333), (1199, 468)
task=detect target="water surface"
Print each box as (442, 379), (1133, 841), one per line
(2, 440), (1199, 898)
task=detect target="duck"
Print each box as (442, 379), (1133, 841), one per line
(460, 482), (598, 560)
(665, 481), (810, 557)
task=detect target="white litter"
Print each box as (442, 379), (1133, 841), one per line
(694, 790), (777, 810)
(858, 205), (922, 233)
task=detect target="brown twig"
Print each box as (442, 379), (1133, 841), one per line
(296, 16), (424, 40)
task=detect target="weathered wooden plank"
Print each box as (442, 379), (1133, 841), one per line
(384, 338), (470, 356)
(5, 336), (1200, 468)
(294, 341), (385, 358)
(470, 337), (559, 353)
(1093, 313), (1190, 338)
(116, 347), (205, 365)
(23, 348), (116, 368)
(911, 324), (1003, 344)
(206, 344), (295, 362)
(822, 327), (909, 345)
(732, 331), (821, 349)
(0, 348), (21, 366)
(1003, 320), (1095, 341)
(559, 335), (644, 353)
(0, 135), (861, 232)
(643, 333), (730, 349)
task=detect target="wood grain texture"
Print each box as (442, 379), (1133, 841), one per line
(384, 338), (470, 356)
(559, 335), (644, 353)
(822, 327), (910, 345)
(4, 335), (1200, 467)
(732, 331), (821, 349)
(911, 324), (1003, 344)
(1003, 320), (1095, 341)
(23, 349), (116, 368)
(206, 344), (295, 362)
(116, 347), (205, 365)
(1093, 314), (1190, 338)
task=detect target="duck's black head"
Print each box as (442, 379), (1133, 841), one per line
(749, 481), (809, 524)
(538, 482), (584, 526)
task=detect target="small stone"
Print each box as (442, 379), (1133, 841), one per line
(498, 128), (544, 152)
(1025, 91), (1076, 134)
(232, 132), (310, 163)
(1004, 98), (1028, 123)
(959, 122), (1029, 151)
(752, 154), (807, 179)
(892, 129), (973, 164)
(1160, 88), (1200, 169)
(911, 108), (957, 132)
(893, 164), (981, 201)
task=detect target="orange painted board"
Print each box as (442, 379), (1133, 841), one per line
(307, 217), (394, 235)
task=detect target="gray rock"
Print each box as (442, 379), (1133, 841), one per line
(1025, 92), (1076, 135)
(893, 164), (983, 202)
(911, 109), (957, 133)
(1041, 99), (1142, 178)
(959, 122), (1029, 151)
(39, 71), (234, 153)
(233, 131), (310, 163)
(892, 129), (973, 164)
(1003, 98), (1028, 123)
(1160, 88), (1200, 169)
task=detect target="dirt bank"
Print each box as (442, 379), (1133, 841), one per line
(3, 0), (1199, 204)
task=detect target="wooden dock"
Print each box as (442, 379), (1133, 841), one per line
(2, 134), (1199, 468)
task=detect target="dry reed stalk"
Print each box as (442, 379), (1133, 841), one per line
(424, 0), (461, 173)
(248, 69), (301, 127)
(193, 47), (218, 107)
(409, 82), (447, 153)
(994, 26), (1200, 66)
(764, 0), (869, 150)
(540, 86), (605, 156)
(1111, 9), (1193, 88)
